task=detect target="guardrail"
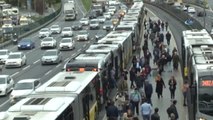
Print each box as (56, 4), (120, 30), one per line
(0, 3), (62, 48)
(144, 1), (204, 30)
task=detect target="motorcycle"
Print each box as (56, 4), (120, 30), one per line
(12, 33), (18, 44)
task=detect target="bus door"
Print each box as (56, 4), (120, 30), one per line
(82, 93), (90, 120)
(115, 56), (119, 78)
(119, 45), (124, 72)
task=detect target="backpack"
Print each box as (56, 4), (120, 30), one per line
(131, 92), (140, 102)
(167, 106), (173, 117)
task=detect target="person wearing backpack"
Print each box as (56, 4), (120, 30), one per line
(167, 100), (179, 120)
(130, 88), (141, 115)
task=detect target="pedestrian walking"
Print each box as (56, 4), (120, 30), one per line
(145, 9), (148, 16)
(123, 108), (134, 120)
(166, 31), (171, 46)
(144, 49), (152, 65)
(172, 47), (177, 55)
(153, 45), (160, 65)
(129, 88), (141, 115)
(130, 67), (136, 89)
(168, 76), (177, 99)
(155, 74), (166, 99)
(166, 100), (179, 120)
(151, 107), (160, 120)
(132, 56), (137, 68)
(159, 33), (164, 43)
(165, 21), (168, 31)
(141, 99), (152, 120)
(182, 81), (189, 106)
(172, 52), (180, 70)
(110, 68), (118, 89)
(144, 80), (153, 105)
(115, 92), (126, 118)
(106, 100), (119, 120)
(157, 55), (167, 75)
(118, 79), (128, 93)
(161, 21), (164, 31)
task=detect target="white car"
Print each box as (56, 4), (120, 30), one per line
(187, 7), (196, 13)
(0, 75), (14, 96)
(97, 16), (106, 23)
(39, 28), (51, 38)
(61, 27), (73, 37)
(50, 25), (61, 34)
(41, 49), (62, 65)
(80, 18), (89, 26)
(10, 79), (40, 104)
(89, 19), (100, 29)
(77, 30), (89, 41)
(59, 38), (75, 50)
(0, 49), (10, 64)
(103, 13), (112, 20)
(5, 52), (26, 68)
(108, 6), (117, 15)
(108, 0), (120, 5)
(40, 37), (57, 49)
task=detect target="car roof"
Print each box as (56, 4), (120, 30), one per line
(41, 28), (49, 30)
(51, 25), (59, 27)
(62, 38), (72, 40)
(9, 52), (22, 55)
(0, 75), (10, 78)
(63, 27), (71, 29)
(0, 49), (9, 52)
(17, 79), (39, 83)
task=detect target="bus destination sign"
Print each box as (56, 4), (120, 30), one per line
(201, 80), (213, 87)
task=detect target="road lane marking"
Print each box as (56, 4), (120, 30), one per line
(78, 49), (81, 52)
(75, 0), (85, 16)
(33, 59), (40, 64)
(45, 70), (52, 75)
(65, 58), (69, 61)
(72, 53), (76, 57)
(23, 65), (30, 70)
(0, 99), (10, 108)
(56, 64), (61, 68)
(83, 44), (86, 47)
(11, 72), (19, 77)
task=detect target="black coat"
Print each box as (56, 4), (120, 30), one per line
(155, 78), (165, 94)
(106, 105), (119, 118)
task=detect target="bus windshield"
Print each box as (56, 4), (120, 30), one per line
(199, 76), (213, 116)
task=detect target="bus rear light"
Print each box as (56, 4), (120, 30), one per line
(67, 68), (71, 72)
(99, 88), (103, 95)
(79, 68), (85, 72)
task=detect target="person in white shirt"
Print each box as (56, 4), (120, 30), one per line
(141, 99), (152, 120)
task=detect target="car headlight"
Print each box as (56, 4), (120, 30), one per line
(18, 44), (21, 47)
(52, 58), (57, 61)
(103, 26), (106, 29)
(199, 118), (207, 120)
(27, 44), (30, 46)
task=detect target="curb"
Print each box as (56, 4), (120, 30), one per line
(0, 4), (63, 49)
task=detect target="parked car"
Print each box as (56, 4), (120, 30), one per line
(17, 38), (35, 50)
(72, 21), (83, 30)
(95, 30), (107, 40)
(5, 52), (27, 68)
(77, 30), (89, 41)
(89, 19), (100, 29)
(10, 79), (40, 104)
(41, 49), (62, 65)
(0, 49), (10, 64)
(0, 75), (14, 96)
(61, 27), (73, 37)
(40, 37), (57, 49)
(59, 38), (75, 50)
(50, 25), (61, 34)
(39, 28), (51, 38)
(80, 18), (89, 26)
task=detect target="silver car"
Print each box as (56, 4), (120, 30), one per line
(39, 28), (51, 38)
(59, 38), (75, 50)
(40, 37), (57, 49)
(41, 49), (62, 65)
(0, 75), (14, 96)
(0, 49), (10, 64)
(80, 18), (89, 26)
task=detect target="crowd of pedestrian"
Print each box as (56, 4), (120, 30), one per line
(105, 9), (188, 120)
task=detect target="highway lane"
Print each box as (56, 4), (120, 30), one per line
(0, 0), (102, 111)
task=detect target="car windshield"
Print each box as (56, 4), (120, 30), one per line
(40, 28), (48, 32)
(21, 39), (31, 42)
(8, 54), (21, 59)
(43, 38), (53, 42)
(198, 76), (213, 116)
(81, 18), (88, 21)
(14, 82), (33, 90)
(44, 51), (57, 56)
(51, 25), (59, 29)
(63, 28), (71, 31)
(61, 39), (71, 43)
(79, 31), (87, 35)
(104, 21), (112, 25)
(0, 51), (7, 55)
(91, 21), (97, 24)
(0, 77), (6, 84)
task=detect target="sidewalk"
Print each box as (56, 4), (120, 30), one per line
(139, 8), (189, 120)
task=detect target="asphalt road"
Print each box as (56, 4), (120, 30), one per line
(0, 0), (101, 111)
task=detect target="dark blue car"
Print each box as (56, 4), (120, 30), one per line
(18, 38), (35, 50)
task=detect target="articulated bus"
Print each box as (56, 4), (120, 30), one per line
(181, 29), (213, 120)
(98, 30), (133, 70)
(65, 52), (112, 106)
(0, 71), (99, 120)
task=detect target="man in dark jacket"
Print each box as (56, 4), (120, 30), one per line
(159, 33), (164, 43)
(167, 100), (179, 120)
(151, 107), (160, 120)
(106, 101), (119, 120)
(166, 31), (171, 46)
(144, 81), (153, 105)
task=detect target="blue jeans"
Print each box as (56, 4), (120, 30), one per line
(142, 114), (150, 120)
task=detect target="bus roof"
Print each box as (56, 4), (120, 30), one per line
(182, 29), (209, 37)
(1, 96), (75, 120)
(75, 53), (109, 60)
(35, 71), (98, 94)
(184, 35), (213, 47)
(85, 44), (119, 53)
(190, 45), (213, 55)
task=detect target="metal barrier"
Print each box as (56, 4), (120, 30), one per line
(144, 1), (204, 30)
